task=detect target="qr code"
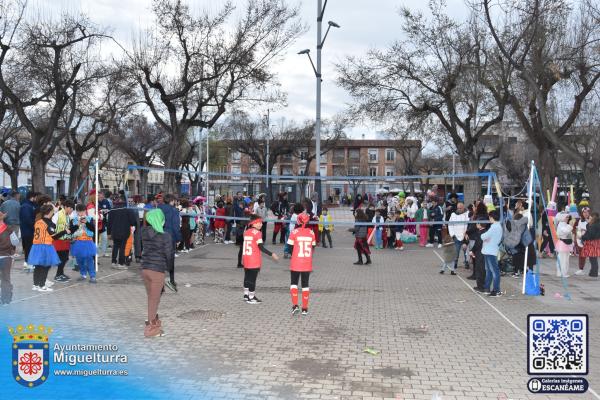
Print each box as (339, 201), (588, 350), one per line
(528, 314), (588, 375)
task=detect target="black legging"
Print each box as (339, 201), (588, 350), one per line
(33, 266), (50, 287)
(321, 230), (332, 247)
(55, 250), (69, 278)
(590, 257), (598, 277)
(540, 232), (555, 254)
(429, 226), (442, 244)
(243, 268), (260, 292)
(22, 235), (33, 261)
(291, 271), (310, 287)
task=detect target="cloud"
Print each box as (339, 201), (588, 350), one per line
(31, 0), (470, 138)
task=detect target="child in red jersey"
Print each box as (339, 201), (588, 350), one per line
(242, 215), (279, 304)
(287, 213), (316, 315)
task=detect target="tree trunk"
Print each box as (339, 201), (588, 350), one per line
(68, 159), (82, 197)
(140, 169), (149, 198)
(460, 157), (480, 205)
(30, 154), (46, 193)
(163, 132), (185, 195)
(8, 168), (18, 190)
(582, 165), (600, 212)
(536, 143), (560, 195)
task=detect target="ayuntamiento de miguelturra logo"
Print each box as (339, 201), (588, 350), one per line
(9, 324), (52, 388)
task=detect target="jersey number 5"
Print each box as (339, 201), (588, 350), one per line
(243, 240), (253, 255)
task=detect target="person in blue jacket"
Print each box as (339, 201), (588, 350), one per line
(157, 193), (181, 292)
(19, 191), (38, 271)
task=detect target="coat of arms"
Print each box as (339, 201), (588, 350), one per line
(9, 324), (52, 388)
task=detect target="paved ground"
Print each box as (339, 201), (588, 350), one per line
(3, 210), (600, 400)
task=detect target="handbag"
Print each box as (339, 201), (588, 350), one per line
(520, 227), (533, 247)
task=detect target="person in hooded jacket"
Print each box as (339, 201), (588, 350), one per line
(141, 209), (175, 338)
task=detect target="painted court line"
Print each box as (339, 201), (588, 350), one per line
(432, 250), (600, 400)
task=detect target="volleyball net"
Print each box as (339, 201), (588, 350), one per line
(115, 165), (507, 227)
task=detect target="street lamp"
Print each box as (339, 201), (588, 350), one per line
(298, 0), (340, 212)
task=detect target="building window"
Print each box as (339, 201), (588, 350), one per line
(319, 166), (327, 177)
(386, 149), (395, 161)
(385, 167), (394, 177)
(231, 151), (241, 162)
(299, 148), (309, 160)
(231, 165), (241, 180)
(320, 152), (328, 163)
(348, 148), (360, 160)
(299, 169), (306, 176)
(368, 149), (378, 163)
(281, 166), (293, 175)
(332, 148), (345, 162)
(369, 167), (377, 176)
(249, 164), (259, 173)
(349, 166), (360, 176)
(332, 165), (345, 176)
(281, 152), (293, 162)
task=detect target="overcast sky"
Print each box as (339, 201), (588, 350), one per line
(36, 0), (470, 138)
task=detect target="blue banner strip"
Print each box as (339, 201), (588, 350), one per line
(125, 165), (496, 182)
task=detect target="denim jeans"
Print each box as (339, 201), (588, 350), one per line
(484, 254), (500, 292)
(453, 238), (468, 267)
(375, 229), (382, 248)
(99, 231), (108, 255)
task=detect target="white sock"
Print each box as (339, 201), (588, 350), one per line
(244, 288), (249, 296)
(249, 291), (255, 299)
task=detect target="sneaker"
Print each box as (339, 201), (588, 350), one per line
(61, 274), (71, 281)
(174, 254), (180, 258)
(473, 286), (485, 292)
(77, 276), (87, 281)
(72, 264), (80, 271)
(512, 272), (521, 278)
(54, 275), (68, 282)
(439, 270), (444, 274)
(450, 271), (456, 275)
(112, 264), (127, 270)
(575, 269), (585, 276)
(32, 285), (40, 291)
(291, 305), (300, 315)
(353, 260), (363, 265)
(164, 280), (177, 292)
(45, 280), (55, 287)
(89, 278), (97, 284)
(466, 275), (476, 280)
(488, 291), (503, 297)
(365, 259), (372, 265)
(399, 247), (404, 251)
(243, 294), (249, 302)
(246, 296), (262, 304)
(425, 243), (433, 248)
(301, 309), (308, 316)
(437, 244), (443, 249)
(38, 285), (53, 292)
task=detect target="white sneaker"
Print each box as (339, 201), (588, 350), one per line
(24, 261), (28, 267)
(45, 280), (55, 287)
(38, 286), (54, 292)
(32, 285), (40, 291)
(174, 254), (180, 258)
(425, 243), (433, 248)
(399, 247), (404, 251)
(575, 269), (585, 276)
(437, 244), (443, 249)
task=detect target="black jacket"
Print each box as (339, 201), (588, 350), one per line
(107, 205), (138, 240)
(141, 226), (175, 273)
(582, 221), (600, 242)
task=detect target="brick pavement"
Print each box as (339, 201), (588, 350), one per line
(2, 212), (599, 400)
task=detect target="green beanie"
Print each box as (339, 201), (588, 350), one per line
(145, 209), (165, 234)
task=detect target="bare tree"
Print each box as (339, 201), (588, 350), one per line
(482, 0), (600, 210)
(337, 1), (511, 204)
(0, 5), (112, 192)
(219, 111), (307, 197)
(47, 145), (70, 195)
(126, 0), (303, 193)
(0, 111), (30, 189)
(110, 115), (167, 196)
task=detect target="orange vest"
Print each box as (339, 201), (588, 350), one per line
(33, 219), (53, 245)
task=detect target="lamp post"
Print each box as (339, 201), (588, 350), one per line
(298, 0), (340, 213)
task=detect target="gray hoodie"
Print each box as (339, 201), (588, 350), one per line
(503, 215), (528, 249)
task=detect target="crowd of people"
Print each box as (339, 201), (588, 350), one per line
(0, 183), (598, 336)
